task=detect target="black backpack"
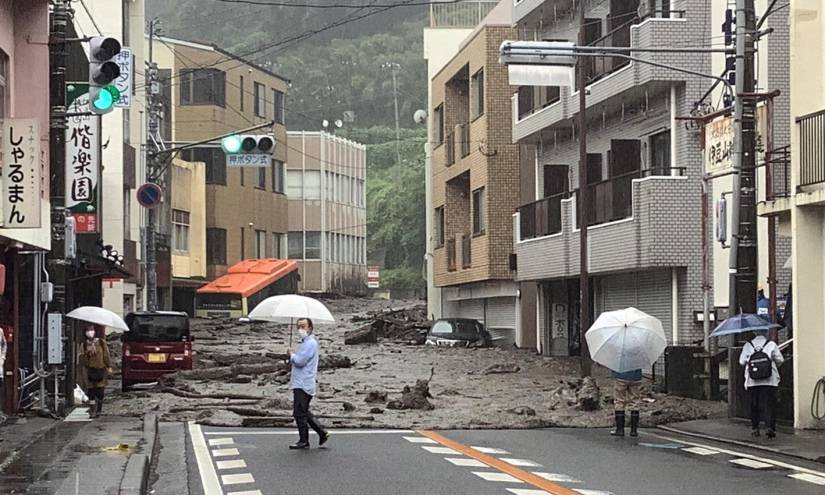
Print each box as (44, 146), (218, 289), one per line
(747, 341), (773, 380)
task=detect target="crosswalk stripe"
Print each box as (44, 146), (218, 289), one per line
(531, 473), (581, 483)
(216, 460), (248, 470)
(226, 491), (263, 495)
(403, 436), (437, 444)
(501, 458), (542, 467)
(789, 473), (825, 485)
(421, 446), (461, 455)
(209, 438), (235, 446)
(445, 457), (488, 467)
(682, 446), (719, 456)
(506, 489), (552, 495)
(730, 458), (774, 469)
(472, 471), (524, 483)
(472, 446), (510, 454)
(221, 473), (255, 485)
(212, 448), (241, 457)
(574, 490), (614, 495)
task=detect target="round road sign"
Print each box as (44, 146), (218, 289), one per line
(137, 183), (163, 208)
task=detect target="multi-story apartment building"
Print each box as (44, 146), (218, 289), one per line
(424, 0), (499, 322)
(152, 37), (289, 309)
(286, 131), (367, 294)
(759, 0), (825, 430)
(169, 157), (207, 315)
(430, 3), (522, 346)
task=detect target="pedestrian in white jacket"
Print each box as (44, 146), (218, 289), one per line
(738, 331), (785, 438)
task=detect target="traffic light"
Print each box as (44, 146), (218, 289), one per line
(221, 135), (275, 167)
(722, 9), (736, 86)
(88, 36), (122, 115)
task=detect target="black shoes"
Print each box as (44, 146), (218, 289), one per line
(629, 411), (640, 437)
(319, 432), (330, 446)
(751, 429), (761, 437)
(766, 429), (776, 439)
(610, 411), (626, 437)
(289, 441), (310, 450)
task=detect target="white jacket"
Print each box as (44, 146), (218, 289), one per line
(738, 335), (784, 389)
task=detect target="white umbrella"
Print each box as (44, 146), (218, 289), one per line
(585, 307), (667, 373)
(248, 294), (335, 346)
(66, 306), (129, 333)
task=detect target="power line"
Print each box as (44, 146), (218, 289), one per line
(78, 0), (104, 36)
(213, 0), (451, 7)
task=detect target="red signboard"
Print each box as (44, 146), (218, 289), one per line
(367, 265), (380, 289)
(72, 213), (97, 233)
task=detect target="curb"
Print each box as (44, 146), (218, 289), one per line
(119, 414), (159, 495)
(656, 425), (825, 464)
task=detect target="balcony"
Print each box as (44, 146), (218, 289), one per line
(519, 192), (568, 240)
(429, 1), (498, 28)
(459, 123), (471, 158)
(514, 174), (694, 281)
(445, 130), (456, 166)
(766, 146), (791, 201)
(798, 109), (825, 188)
(447, 237), (457, 272)
(461, 234), (472, 269)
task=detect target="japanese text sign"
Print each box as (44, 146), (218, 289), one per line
(66, 89), (100, 233)
(0, 119), (42, 228)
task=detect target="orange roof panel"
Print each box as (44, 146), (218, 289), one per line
(196, 259), (298, 298)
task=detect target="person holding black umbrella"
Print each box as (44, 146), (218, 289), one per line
(738, 329), (784, 438)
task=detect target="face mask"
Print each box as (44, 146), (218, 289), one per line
(86, 330), (96, 339)
(298, 329), (308, 338)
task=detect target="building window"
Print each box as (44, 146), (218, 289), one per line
(271, 233), (283, 258)
(433, 104), (444, 144)
(173, 209), (190, 253)
(287, 170), (303, 197)
(304, 171), (321, 200)
(288, 231), (303, 259)
(305, 231), (321, 259)
(649, 130), (671, 176)
(206, 228), (227, 265)
(181, 147), (226, 185)
(471, 69), (484, 118)
(257, 167), (266, 189)
(179, 68), (225, 106)
(472, 188), (486, 234)
(239, 75), (245, 111)
(434, 207), (445, 246)
(0, 51), (9, 117)
(272, 89), (285, 124)
(272, 160), (284, 192)
(254, 82), (266, 117)
(255, 230), (266, 258)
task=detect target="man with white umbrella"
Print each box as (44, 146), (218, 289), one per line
(287, 318), (329, 449)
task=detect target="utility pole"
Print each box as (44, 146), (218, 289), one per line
(729, 0), (758, 316)
(577, 0), (592, 378)
(391, 64), (402, 172)
(145, 19), (162, 312)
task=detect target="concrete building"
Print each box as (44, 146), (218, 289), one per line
(758, 0), (825, 430)
(74, 0), (146, 317)
(151, 37), (290, 309)
(430, 4), (522, 346)
(424, 0), (499, 321)
(169, 157), (207, 315)
(286, 131), (367, 294)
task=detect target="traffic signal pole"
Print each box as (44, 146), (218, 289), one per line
(145, 20), (161, 311)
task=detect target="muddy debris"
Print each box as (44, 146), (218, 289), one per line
(387, 369), (435, 411)
(342, 402), (356, 412)
(369, 407), (384, 414)
(347, 304), (431, 345)
(480, 363), (521, 375)
(507, 406), (536, 416)
(344, 324), (378, 345)
(364, 390), (387, 404)
(320, 354), (353, 369)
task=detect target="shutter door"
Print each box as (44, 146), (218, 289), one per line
(458, 299), (485, 323)
(486, 297), (517, 347)
(635, 270), (673, 342)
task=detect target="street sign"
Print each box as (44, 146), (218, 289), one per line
(0, 119), (42, 228)
(66, 83), (100, 233)
(137, 183), (163, 208)
(367, 266), (380, 289)
(704, 105), (768, 175)
(226, 153), (271, 168)
(114, 48), (132, 108)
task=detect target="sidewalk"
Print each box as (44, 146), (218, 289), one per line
(0, 409), (158, 494)
(659, 418), (825, 464)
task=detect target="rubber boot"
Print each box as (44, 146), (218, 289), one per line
(610, 411), (625, 437)
(89, 401), (98, 419)
(629, 410), (640, 437)
(96, 398), (104, 417)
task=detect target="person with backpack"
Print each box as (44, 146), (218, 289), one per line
(738, 329), (784, 438)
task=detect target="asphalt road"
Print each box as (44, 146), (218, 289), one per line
(173, 425), (825, 495)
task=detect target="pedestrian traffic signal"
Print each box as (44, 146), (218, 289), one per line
(221, 134), (275, 167)
(722, 9), (736, 87)
(88, 36), (122, 115)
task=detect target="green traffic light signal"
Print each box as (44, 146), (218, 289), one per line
(222, 135), (242, 154)
(92, 85), (121, 112)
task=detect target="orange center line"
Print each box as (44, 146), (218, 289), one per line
(417, 430), (582, 495)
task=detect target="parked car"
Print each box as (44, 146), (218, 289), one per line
(121, 311), (192, 391)
(425, 318), (492, 348)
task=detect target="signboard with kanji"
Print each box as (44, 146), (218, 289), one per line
(704, 104), (768, 176)
(226, 154), (271, 168)
(367, 266), (380, 289)
(114, 48), (132, 108)
(0, 119), (42, 228)
(66, 83), (100, 233)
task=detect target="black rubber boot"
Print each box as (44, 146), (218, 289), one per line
(610, 411), (625, 437)
(629, 411), (640, 437)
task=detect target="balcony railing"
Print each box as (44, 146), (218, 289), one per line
(459, 123), (471, 158)
(446, 238), (457, 272)
(446, 130), (455, 166)
(798, 109), (825, 188)
(765, 146), (791, 201)
(519, 191), (569, 240)
(581, 16), (637, 84)
(429, 1), (497, 28)
(461, 234), (471, 268)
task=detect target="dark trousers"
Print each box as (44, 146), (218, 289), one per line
(292, 388), (325, 442)
(749, 385), (777, 431)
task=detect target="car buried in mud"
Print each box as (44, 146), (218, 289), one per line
(425, 318), (492, 348)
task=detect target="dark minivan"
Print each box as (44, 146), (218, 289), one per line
(121, 311), (192, 391)
(425, 318), (492, 348)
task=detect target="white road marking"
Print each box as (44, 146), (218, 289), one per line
(226, 490), (262, 495)
(650, 432), (825, 478)
(531, 472), (582, 483)
(575, 490), (615, 495)
(471, 446), (510, 454)
(204, 429), (414, 435)
(212, 448), (241, 457)
(506, 489), (551, 495)
(209, 438), (235, 447)
(472, 471), (524, 483)
(500, 458), (542, 467)
(445, 457), (487, 467)
(188, 422), (223, 495)
(730, 458), (774, 469)
(63, 408), (92, 422)
(216, 460), (248, 470)
(789, 473), (825, 485)
(421, 446), (461, 455)
(403, 436), (437, 444)
(221, 473), (255, 485)
(682, 446), (719, 456)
